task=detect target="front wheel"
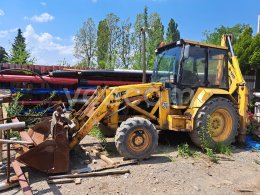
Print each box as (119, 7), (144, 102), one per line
(115, 117), (158, 159)
(189, 97), (239, 148)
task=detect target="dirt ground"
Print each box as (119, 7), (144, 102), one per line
(1, 131), (260, 195)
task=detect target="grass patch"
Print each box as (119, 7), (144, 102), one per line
(215, 143), (232, 155)
(9, 131), (20, 139)
(89, 126), (107, 147)
(199, 129), (219, 163)
(177, 143), (200, 158)
(254, 159), (260, 165)
(205, 148), (218, 163)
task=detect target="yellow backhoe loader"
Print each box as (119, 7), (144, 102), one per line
(16, 34), (248, 173)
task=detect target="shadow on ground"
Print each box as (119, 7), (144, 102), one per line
(88, 131), (198, 165)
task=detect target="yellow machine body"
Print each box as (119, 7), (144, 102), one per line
(68, 34), (248, 158)
(14, 34), (249, 173)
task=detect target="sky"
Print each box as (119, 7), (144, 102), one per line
(0, 0), (259, 65)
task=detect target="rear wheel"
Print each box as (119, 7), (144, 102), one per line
(115, 117), (158, 159)
(189, 97), (239, 148)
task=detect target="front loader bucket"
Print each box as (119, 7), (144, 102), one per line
(16, 118), (70, 174)
(17, 139), (69, 174)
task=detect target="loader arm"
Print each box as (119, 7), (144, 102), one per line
(69, 83), (162, 149)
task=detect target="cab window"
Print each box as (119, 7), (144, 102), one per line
(181, 47), (206, 86)
(208, 48), (228, 88)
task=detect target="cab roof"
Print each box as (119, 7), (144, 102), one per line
(156, 39), (228, 53)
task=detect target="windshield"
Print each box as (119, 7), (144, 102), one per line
(152, 46), (182, 82)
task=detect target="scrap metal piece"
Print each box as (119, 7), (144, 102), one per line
(72, 167), (92, 174)
(0, 139), (33, 145)
(75, 159), (138, 174)
(253, 92), (260, 98)
(0, 122), (25, 131)
(14, 108), (71, 174)
(12, 160), (32, 195)
(17, 122), (70, 174)
(28, 119), (51, 145)
(0, 176), (19, 192)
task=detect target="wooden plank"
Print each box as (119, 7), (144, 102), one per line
(12, 160), (32, 195)
(91, 149), (116, 165)
(48, 178), (74, 184)
(49, 169), (130, 179)
(75, 178), (81, 185)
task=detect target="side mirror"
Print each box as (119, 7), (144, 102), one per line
(183, 44), (190, 59)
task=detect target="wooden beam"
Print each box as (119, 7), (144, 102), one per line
(49, 169), (130, 179)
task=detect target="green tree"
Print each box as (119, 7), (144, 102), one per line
(203, 24), (260, 73)
(231, 26), (260, 73)
(147, 12), (164, 69)
(233, 27), (253, 72)
(143, 6), (149, 31)
(96, 19), (110, 69)
(0, 46), (8, 63)
(249, 51), (260, 69)
(118, 19), (132, 69)
(166, 18), (180, 44)
(132, 13), (144, 69)
(132, 6), (150, 69)
(203, 24), (249, 45)
(74, 18), (97, 68)
(106, 13), (120, 69)
(8, 28), (34, 65)
(132, 6), (164, 70)
(249, 33), (260, 70)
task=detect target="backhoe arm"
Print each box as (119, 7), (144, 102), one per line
(221, 34), (249, 144)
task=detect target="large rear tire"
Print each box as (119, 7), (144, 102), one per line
(189, 97), (239, 148)
(115, 117), (158, 159)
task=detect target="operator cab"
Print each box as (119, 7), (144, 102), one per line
(151, 39), (229, 106)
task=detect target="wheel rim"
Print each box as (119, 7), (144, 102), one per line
(209, 108), (233, 142)
(127, 128), (151, 153)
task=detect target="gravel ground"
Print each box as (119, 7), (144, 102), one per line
(1, 132), (260, 195)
